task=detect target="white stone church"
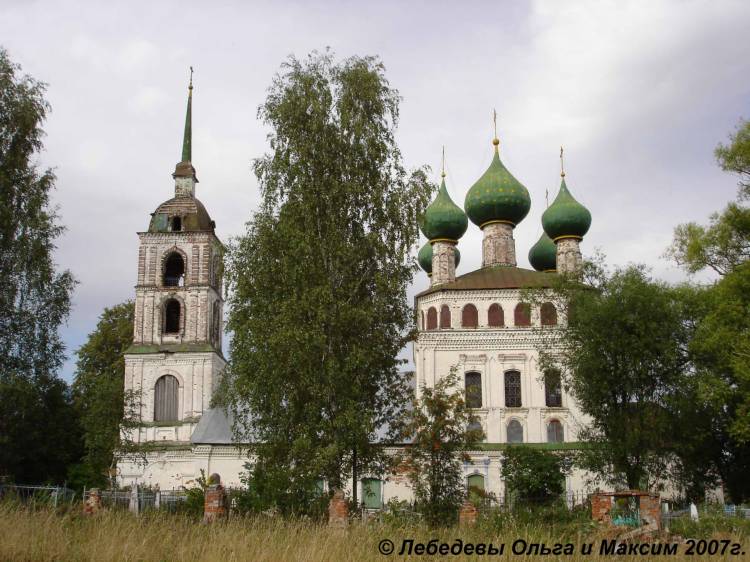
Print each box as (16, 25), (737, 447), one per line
(118, 81), (595, 507)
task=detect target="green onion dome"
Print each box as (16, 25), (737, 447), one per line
(420, 177), (468, 242)
(528, 231), (557, 272)
(542, 177), (592, 240)
(418, 241), (460, 275)
(464, 140), (531, 228)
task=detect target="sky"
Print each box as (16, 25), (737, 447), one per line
(1, 0), (749, 382)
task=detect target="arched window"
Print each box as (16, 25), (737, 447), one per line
(507, 419), (523, 443)
(163, 252), (185, 287)
(164, 299), (181, 334)
(361, 478), (382, 509)
(488, 303), (504, 327)
(547, 420), (564, 443)
(154, 375), (179, 422)
(426, 307), (437, 330)
(504, 370), (521, 407)
(467, 420), (483, 437)
(545, 370), (562, 407)
(461, 304), (478, 328)
(467, 474), (485, 494)
(439, 305), (451, 328)
(514, 303), (531, 326)
(541, 302), (558, 326)
(465, 372), (482, 408)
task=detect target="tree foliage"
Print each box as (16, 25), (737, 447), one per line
(0, 48), (78, 483)
(400, 367), (483, 527)
(534, 264), (701, 491)
(667, 119), (750, 275)
(220, 51), (433, 513)
(500, 447), (572, 505)
(71, 301), (136, 487)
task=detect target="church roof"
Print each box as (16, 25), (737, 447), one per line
(416, 265), (556, 297)
(191, 407), (240, 444)
(148, 196), (215, 232)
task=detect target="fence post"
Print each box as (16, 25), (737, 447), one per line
(129, 484), (140, 516)
(154, 487), (161, 510)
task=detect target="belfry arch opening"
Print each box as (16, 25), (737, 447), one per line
(164, 252), (185, 287)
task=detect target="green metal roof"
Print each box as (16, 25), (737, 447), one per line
(542, 177), (591, 240)
(416, 265), (556, 297)
(528, 231), (557, 272)
(465, 144), (531, 227)
(420, 178), (468, 242)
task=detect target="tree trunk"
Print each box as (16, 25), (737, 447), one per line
(352, 446), (358, 507)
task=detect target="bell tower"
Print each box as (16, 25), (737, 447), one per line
(122, 71), (226, 445)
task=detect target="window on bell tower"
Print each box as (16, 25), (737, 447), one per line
(164, 299), (181, 334)
(164, 252), (185, 287)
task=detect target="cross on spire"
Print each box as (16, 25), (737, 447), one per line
(441, 145), (446, 178)
(492, 109), (499, 149)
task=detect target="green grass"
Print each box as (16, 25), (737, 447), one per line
(0, 503), (748, 561)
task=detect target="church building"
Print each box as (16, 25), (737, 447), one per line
(118, 80), (594, 505)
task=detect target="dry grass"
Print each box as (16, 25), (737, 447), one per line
(1, 504), (748, 561)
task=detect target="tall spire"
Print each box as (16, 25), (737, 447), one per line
(181, 67), (193, 163)
(173, 66), (198, 195)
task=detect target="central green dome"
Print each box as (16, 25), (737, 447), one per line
(542, 177), (591, 240)
(528, 231), (557, 272)
(465, 142), (531, 228)
(418, 241), (460, 275)
(420, 178), (468, 242)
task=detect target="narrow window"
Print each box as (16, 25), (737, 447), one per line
(541, 302), (558, 326)
(547, 420), (564, 443)
(171, 216), (182, 232)
(164, 299), (181, 334)
(504, 370), (521, 407)
(465, 372), (482, 408)
(420, 310), (424, 330)
(426, 307), (437, 330)
(154, 375), (179, 422)
(439, 305), (451, 328)
(361, 478), (382, 509)
(488, 303), (504, 327)
(507, 419), (523, 443)
(514, 303), (531, 327)
(545, 370), (562, 407)
(461, 304), (478, 328)
(163, 252), (185, 287)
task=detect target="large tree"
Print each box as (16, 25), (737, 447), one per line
(221, 51), (432, 513)
(667, 119), (750, 501)
(535, 264), (700, 491)
(71, 301), (135, 487)
(0, 48), (78, 483)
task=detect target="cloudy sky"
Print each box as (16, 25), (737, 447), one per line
(1, 0), (749, 382)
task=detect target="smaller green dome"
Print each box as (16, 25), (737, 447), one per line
(542, 177), (591, 240)
(418, 241), (460, 275)
(465, 144), (531, 227)
(420, 178), (468, 242)
(528, 231), (557, 272)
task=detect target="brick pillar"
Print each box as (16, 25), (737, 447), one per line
(591, 493), (612, 523)
(328, 489), (349, 527)
(431, 241), (457, 286)
(639, 493), (661, 530)
(83, 488), (102, 515)
(458, 500), (478, 526)
(203, 474), (227, 523)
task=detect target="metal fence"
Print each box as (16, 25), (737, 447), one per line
(82, 488), (192, 513)
(0, 484), (77, 507)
